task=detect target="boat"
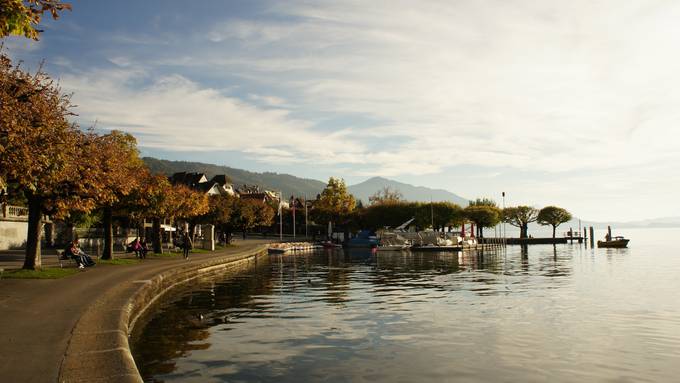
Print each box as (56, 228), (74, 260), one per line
(322, 241), (342, 249)
(346, 230), (379, 248)
(597, 226), (630, 248)
(597, 236), (630, 248)
(377, 243), (410, 252)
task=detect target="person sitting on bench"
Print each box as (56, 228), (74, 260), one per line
(66, 240), (96, 269)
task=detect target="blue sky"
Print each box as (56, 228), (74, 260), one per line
(5, 0), (680, 221)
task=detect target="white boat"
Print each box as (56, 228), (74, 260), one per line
(377, 243), (410, 252)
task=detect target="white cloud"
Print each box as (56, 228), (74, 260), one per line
(191, 0), (680, 178)
(42, 0), (680, 220)
(60, 68), (367, 166)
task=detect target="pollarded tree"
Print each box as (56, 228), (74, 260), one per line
(0, 0), (72, 40)
(537, 206), (572, 238)
(0, 54), (105, 269)
(415, 202), (464, 232)
(361, 201), (419, 231)
(503, 206), (539, 238)
(464, 199), (501, 238)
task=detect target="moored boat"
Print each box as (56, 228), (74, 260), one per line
(377, 244), (410, 252)
(597, 236), (630, 248)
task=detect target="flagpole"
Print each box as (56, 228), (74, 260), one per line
(304, 194), (308, 239)
(279, 191), (283, 241)
(292, 195), (296, 239)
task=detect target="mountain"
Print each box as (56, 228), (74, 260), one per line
(142, 157), (326, 198)
(143, 158), (470, 206)
(582, 217), (680, 229)
(348, 177), (469, 206)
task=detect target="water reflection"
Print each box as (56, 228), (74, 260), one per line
(132, 236), (680, 383)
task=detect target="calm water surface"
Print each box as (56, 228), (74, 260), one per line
(132, 228), (680, 382)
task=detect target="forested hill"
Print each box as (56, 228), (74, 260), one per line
(142, 157), (326, 198)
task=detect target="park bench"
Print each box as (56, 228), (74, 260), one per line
(56, 250), (77, 268)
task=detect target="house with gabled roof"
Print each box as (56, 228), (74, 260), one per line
(169, 172), (208, 188)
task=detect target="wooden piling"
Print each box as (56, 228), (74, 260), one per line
(589, 226), (595, 248)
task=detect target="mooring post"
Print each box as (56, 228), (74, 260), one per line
(589, 226), (595, 248)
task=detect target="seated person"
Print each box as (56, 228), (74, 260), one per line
(67, 240), (96, 268)
(139, 239), (149, 258)
(128, 237), (142, 257)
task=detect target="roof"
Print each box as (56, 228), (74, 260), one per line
(240, 193), (267, 201)
(210, 174), (232, 186)
(169, 172), (208, 187)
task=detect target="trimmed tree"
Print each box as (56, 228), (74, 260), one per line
(537, 206), (572, 238)
(503, 206), (539, 238)
(464, 199), (501, 238)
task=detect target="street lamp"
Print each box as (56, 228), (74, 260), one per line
(502, 191), (506, 245)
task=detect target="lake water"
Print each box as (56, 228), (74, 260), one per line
(132, 228), (680, 382)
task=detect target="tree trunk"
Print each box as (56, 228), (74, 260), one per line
(520, 223), (528, 238)
(102, 206), (114, 260)
(152, 217), (162, 254)
(23, 195), (43, 270)
(552, 225), (556, 238)
(478, 226), (484, 238)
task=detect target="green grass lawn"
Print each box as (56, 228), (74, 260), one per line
(0, 267), (81, 279)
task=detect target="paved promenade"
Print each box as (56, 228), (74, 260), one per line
(0, 240), (270, 383)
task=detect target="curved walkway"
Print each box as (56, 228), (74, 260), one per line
(0, 240), (270, 383)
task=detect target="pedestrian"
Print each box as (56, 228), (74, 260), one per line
(182, 232), (193, 259)
(139, 239), (149, 259)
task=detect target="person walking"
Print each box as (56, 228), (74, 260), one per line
(182, 232), (193, 259)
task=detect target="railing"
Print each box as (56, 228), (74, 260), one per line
(2, 204), (29, 219)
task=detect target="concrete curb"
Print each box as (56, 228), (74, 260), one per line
(58, 245), (268, 383)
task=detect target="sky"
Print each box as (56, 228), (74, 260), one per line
(5, 0), (680, 222)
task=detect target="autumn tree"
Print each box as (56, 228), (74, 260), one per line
(312, 177), (356, 236)
(537, 206), (572, 238)
(464, 198), (501, 238)
(415, 202), (464, 232)
(368, 186), (403, 205)
(0, 54), (105, 269)
(131, 174), (173, 254)
(171, 184), (209, 238)
(233, 198), (274, 238)
(503, 206), (539, 238)
(1, 0), (71, 40)
(205, 193), (237, 243)
(87, 130), (145, 260)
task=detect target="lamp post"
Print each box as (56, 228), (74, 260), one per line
(279, 191), (283, 241)
(502, 191), (506, 246)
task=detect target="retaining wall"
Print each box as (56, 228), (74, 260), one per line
(59, 245), (268, 383)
